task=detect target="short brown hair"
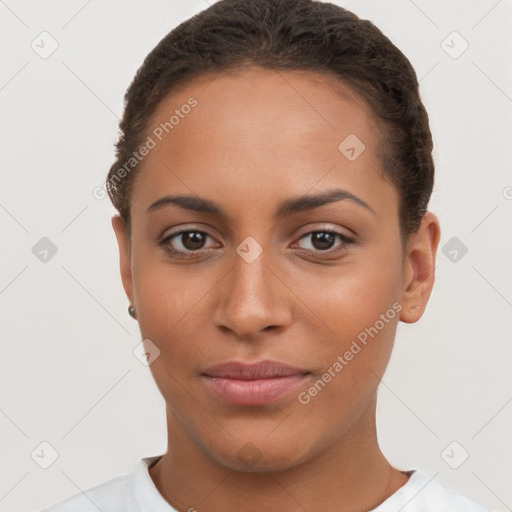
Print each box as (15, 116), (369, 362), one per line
(106, 0), (434, 241)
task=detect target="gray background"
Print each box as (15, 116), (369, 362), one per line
(1, 1), (511, 511)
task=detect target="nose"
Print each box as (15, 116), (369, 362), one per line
(213, 246), (292, 340)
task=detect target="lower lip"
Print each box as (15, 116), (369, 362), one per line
(202, 374), (309, 406)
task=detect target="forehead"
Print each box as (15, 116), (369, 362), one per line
(147, 66), (380, 154)
(131, 67), (393, 220)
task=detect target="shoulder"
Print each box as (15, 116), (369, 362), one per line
(41, 472), (130, 512)
(40, 456), (166, 512)
(373, 470), (496, 512)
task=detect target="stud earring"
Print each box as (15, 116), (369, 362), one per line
(128, 305), (137, 319)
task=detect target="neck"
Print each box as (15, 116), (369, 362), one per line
(149, 393), (409, 512)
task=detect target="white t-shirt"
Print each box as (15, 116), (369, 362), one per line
(42, 455), (496, 512)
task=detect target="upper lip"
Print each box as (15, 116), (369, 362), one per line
(202, 360), (310, 380)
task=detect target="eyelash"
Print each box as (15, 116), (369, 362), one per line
(159, 228), (355, 260)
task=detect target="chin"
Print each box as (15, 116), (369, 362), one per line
(202, 435), (314, 473)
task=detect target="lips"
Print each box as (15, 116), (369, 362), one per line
(203, 360), (309, 379)
(201, 360), (310, 406)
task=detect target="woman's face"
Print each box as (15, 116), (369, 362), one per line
(113, 68), (436, 471)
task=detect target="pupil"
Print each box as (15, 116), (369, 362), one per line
(183, 232), (205, 250)
(180, 232), (336, 251)
(313, 232), (335, 250)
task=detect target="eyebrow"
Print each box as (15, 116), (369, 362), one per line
(146, 188), (376, 219)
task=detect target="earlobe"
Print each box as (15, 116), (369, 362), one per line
(111, 215), (134, 304)
(399, 212), (441, 324)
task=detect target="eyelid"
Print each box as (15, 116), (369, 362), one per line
(159, 223), (355, 260)
(293, 222), (355, 240)
(160, 223), (217, 240)
(291, 227), (355, 253)
(160, 228), (219, 247)
(160, 223), (353, 244)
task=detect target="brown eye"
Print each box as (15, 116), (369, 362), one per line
(310, 232), (336, 250)
(179, 231), (207, 250)
(160, 230), (218, 258)
(295, 230), (355, 254)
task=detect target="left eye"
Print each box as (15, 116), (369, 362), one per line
(295, 230), (355, 252)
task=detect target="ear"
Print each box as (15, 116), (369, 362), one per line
(111, 215), (133, 304)
(399, 212), (441, 323)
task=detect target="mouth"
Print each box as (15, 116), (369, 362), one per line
(201, 360), (311, 406)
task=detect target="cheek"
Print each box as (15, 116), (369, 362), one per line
(131, 262), (208, 410)
(295, 253), (402, 396)
(131, 252), (223, 370)
(299, 254), (402, 345)
(132, 242), (201, 330)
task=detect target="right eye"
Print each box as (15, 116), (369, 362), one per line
(160, 229), (220, 259)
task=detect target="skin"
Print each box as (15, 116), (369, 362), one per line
(112, 67), (441, 512)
